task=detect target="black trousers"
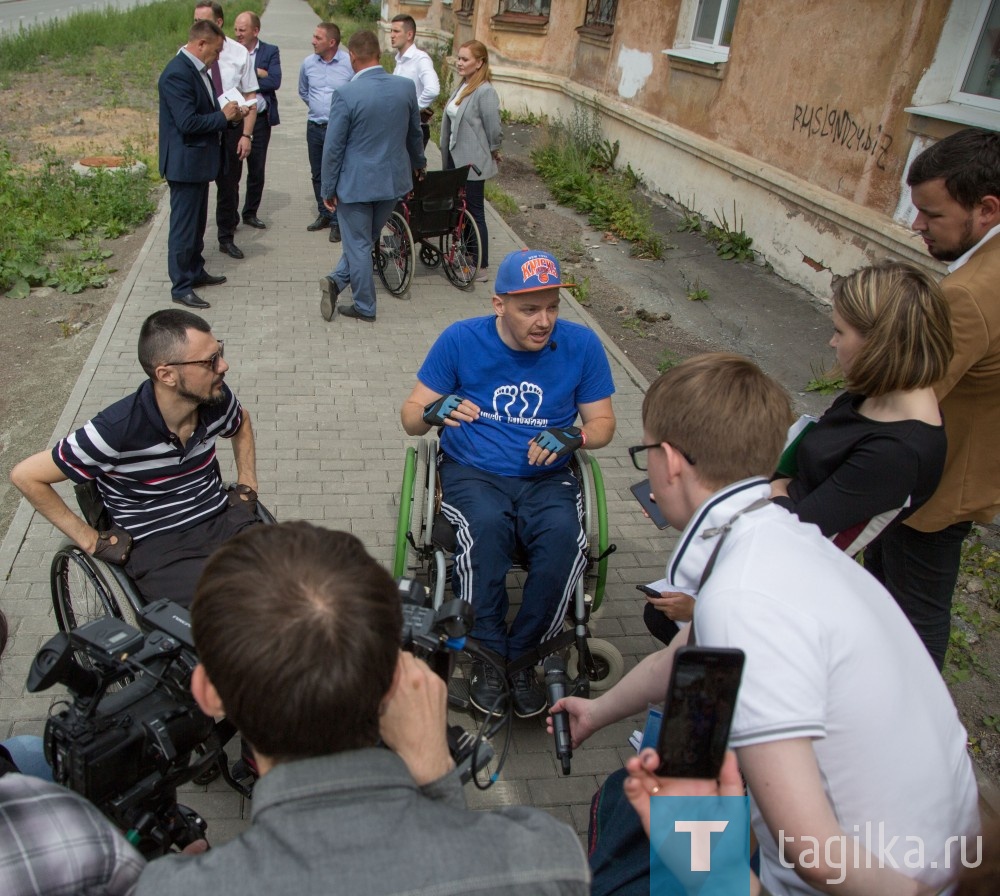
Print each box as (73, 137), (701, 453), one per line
(242, 115), (272, 218)
(216, 126), (243, 244)
(864, 520), (973, 669)
(166, 179), (210, 297)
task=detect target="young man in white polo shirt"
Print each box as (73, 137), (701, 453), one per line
(552, 353), (979, 896)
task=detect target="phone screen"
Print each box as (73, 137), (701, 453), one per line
(630, 479), (669, 529)
(656, 647), (745, 778)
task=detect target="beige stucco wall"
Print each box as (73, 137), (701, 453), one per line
(381, 0), (962, 297)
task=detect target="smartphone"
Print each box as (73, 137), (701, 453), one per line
(630, 479), (669, 529)
(636, 584), (661, 598)
(656, 646), (745, 778)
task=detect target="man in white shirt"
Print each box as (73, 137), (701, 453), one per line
(193, 0), (259, 260)
(553, 353), (980, 896)
(390, 14), (439, 149)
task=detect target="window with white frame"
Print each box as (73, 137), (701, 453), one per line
(691, 0), (739, 51)
(953, 0), (1000, 112)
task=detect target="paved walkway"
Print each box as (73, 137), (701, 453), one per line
(0, 0), (671, 845)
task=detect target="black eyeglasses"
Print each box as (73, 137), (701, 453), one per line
(629, 441), (696, 470)
(165, 341), (225, 373)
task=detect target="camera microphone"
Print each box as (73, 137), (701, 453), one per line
(543, 655), (572, 775)
(548, 341), (557, 351)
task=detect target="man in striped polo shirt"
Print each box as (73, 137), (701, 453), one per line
(10, 309), (259, 607)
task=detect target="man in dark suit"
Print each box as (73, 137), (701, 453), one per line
(319, 30), (424, 323)
(235, 11), (280, 229)
(158, 20), (242, 309)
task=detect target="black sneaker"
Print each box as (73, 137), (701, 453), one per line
(469, 659), (507, 715)
(510, 667), (546, 718)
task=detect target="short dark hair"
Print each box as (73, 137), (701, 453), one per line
(191, 523), (402, 762)
(189, 18), (223, 42)
(137, 309), (211, 378)
(391, 14), (416, 36)
(194, 0), (224, 22)
(348, 29), (380, 62)
(317, 21), (341, 42)
(642, 353), (792, 490)
(906, 128), (1000, 210)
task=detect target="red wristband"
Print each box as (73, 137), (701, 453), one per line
(580, 429), (587, 447)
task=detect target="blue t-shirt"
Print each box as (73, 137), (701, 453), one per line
(417, 316), (615, 477)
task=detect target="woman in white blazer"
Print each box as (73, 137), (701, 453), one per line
(440, 40), (503, 282)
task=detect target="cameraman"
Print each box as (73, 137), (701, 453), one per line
(138, 521), (589, 895)
(0, 609), (145, 895)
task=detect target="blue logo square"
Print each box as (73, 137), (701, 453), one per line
(650, 795), (750, 896)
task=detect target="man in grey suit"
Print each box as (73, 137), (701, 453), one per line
(319, 30), (425, 323)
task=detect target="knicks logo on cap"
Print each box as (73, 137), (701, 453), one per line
(521, 256), (558, 284)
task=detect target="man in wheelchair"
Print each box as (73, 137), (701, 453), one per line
(401, 248), (616, 718)
(10, 309), (258, 608)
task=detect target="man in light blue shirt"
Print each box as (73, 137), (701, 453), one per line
(298, 22), (353, 241)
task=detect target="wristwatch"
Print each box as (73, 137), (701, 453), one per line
(240, 134), (253, 142)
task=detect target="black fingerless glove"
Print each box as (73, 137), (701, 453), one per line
(227, 483), (259, 517)
(423, 394), (463, 427)
(531, 426), (583, 458)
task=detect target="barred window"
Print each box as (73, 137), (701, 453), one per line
(584, 0), (618, 29)
(499, 0), (550, 15)
(458, 0), (475, 13)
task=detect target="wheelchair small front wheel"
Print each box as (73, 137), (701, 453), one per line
(567, 638), (625, 693)
(419, 244), (441, 268)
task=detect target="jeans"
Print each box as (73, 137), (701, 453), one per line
(306, 121), (337, 224)
(864, 520), (973, 669)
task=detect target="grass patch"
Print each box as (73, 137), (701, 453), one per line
(485, 182), (519, 216)
(531, 106), (663, 260)
(946, 532), (1000, 684)
(0, 149), (155, 296)
(804, 361), (845, 395)
(656, 349), (683, 373)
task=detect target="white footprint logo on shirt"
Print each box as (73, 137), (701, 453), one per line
(519, 382), (542, 417)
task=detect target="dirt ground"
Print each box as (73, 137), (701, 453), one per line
(0, 99), (997, 795)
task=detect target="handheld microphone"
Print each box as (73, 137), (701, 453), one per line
(543, 655), (572, 775)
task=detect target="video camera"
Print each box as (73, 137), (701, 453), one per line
(26, 600), (235, 857)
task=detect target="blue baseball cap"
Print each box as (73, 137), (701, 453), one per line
(494, 248), (573, 296)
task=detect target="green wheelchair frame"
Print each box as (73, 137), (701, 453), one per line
(392, 437), (624, 692)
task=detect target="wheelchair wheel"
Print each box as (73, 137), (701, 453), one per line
(577, 451), (611, 612)
(419, 244), (441, 269)
(567, 638), (625, 693)
(440, 209), (481, 290)
(374, 211), (414, 297)
(51, 546), (127, 632)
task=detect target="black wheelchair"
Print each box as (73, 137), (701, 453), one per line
(392, 437), (624, 697)
(373, 167), (482, 297)
(50, 477), (276, 640)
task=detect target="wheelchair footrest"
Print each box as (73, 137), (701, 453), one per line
(447, 676), (472, 711)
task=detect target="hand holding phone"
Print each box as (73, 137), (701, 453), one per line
(656, 647), (745, 778)
(630, 479), (669, 529)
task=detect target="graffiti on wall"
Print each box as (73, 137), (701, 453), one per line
(792, 103), (894, 170)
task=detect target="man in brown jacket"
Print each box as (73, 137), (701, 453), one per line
(865, 128), (1000, 669)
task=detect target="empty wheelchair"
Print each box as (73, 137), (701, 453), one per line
(50, 477), (276, 640)
(392, 437), (623, 694)
(373, 167), (482, 297)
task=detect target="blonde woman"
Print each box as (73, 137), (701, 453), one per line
(771, 261), (953, 554)
(440, 40), (502, 282)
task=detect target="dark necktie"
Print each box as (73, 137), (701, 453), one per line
(210, 60), (223, 98)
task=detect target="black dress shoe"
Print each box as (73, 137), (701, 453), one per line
(319, 276), (340, 322)
(193, 273), (227, 287)
(242, 214), (267, 229)
(307, 215), (331, 231)
(329, 224), (342, 243)
(339, 303), (375, 322)
(219, 242), (245, 259)
(172, 291), (211, 309)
